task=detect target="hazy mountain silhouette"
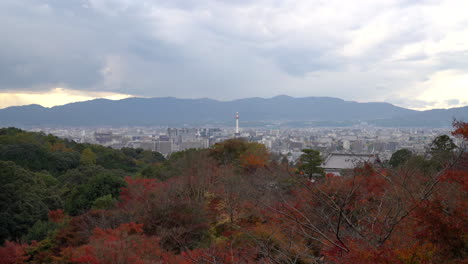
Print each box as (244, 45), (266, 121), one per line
(0, 95), (466, 127)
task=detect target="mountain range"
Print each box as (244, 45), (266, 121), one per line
(0, 95), (466, 127)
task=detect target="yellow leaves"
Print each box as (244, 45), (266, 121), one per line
(80, 148), (96, 166)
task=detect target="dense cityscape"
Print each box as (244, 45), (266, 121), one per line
(28, 119), (455, 163)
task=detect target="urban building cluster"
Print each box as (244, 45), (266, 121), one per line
(29, 122), (454, 165)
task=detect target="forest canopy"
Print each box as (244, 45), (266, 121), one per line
(0, 123), (467, 264)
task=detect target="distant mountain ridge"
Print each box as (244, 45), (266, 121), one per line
(0, 95), (466, 127)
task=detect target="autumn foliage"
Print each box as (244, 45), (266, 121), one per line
(48, 209), (66, 223)
(62, 223), (166, 264)
(1, 125), (466, 263)
(453, 120), (468, 139)
(0, 241), (27, 264)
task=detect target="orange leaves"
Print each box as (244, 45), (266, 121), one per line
(240, 152), (268, 170)
(239, 143), (269, 171)
(452, 120), (468, 140)
(210, 139), (270, 171)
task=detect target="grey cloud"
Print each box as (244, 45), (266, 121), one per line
(263, 48), (343, 76)
(397, 53), (428, 62)
(436, 51), (468, 71)
(445, 99), (459, 106)
(0, 0), (187, 92)
(0, 0), (466, 108)
(0, 0), (106, 90)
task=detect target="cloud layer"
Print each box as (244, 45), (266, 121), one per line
(0, 0), (467, 109)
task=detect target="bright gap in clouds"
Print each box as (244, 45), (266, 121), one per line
(0, 88), (133, 109)
(413, 70), (468, 111)
(386, 69), (468, 111)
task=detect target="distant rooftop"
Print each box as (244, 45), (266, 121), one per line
(322, 153), (379, 170)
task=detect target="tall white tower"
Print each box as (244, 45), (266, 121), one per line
(235, 112), (240, 136)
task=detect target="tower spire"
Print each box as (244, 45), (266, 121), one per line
(235, 112), (240, 137)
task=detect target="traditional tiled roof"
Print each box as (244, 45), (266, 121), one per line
(322, 153), (378, 170)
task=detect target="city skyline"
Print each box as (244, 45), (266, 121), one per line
(27, 124), (455, 165)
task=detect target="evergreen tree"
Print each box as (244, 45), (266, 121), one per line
(297, 149), (325, 180)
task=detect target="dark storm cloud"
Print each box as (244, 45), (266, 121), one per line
(0, 0), (105, 90)
(0, 0), (276, 96)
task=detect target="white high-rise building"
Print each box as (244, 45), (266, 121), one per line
(235, 112), (240, 137)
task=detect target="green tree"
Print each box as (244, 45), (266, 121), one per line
(430, 135), (456, 154)
(121, 147), (165, 164)
(92, 194), (116, 210)
(80, 148), (96, 166)
(209, 139), (269, 170)
(429, 135), (457, 167)
(58, 165), (124, 186)
(140, 163), (172, 181)
(0, 161), (50, 243)
(210, 138), (249, 166)
(389, 149), (413, 168)
(24, 220), (57, 243)
(90, 145), (138, 172)
(65, 172), (125, 215)
(297, 149), (325, 180)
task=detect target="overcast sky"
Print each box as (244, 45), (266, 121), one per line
(0, 0), (467, 110)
